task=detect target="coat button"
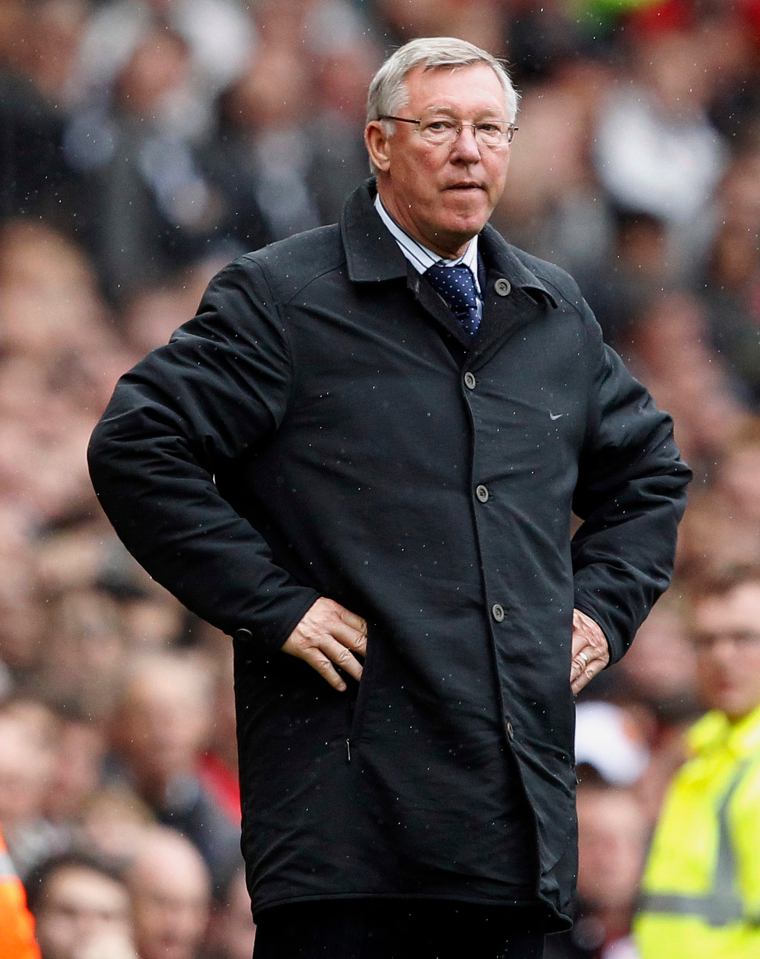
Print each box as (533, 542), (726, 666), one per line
(475, 484), (489, 503)
(495, 278), (512, 296)
(464, 371), (476, 390)
(506, 721), (514, 740)
(234, 628), (253, 641)
(491, 603), (505, 623)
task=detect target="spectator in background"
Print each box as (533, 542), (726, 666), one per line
(615, 596), (700, 727)
(43, 707), (107, 835)
(0, 506), (45, 688)
(621, 290), (748, 473)
(307, 21), (382, 225)
(0, 0), (84, 225)
(74, 0), (254, 109)
(127, 826), (211, 959)
(593, 23), (727, 260)
(678, 419), (760, 577)
(76, 788), (154, 867)
(26, 850), (134, 959)
(38, 586), (127, 719)
(492, 54), (614, 281)
(635, 565), (760, 958)
(697, 144), (760, 402)
(0, 700), (66, 876)
(107, 652), (241, 889)
(0, 220), (126, 523)
(547, 784), (649, 959)
(119, 253), (236, 359)
(575, 207), (671, 349)
(211, 46), (323, 241)
(68, 23), (252, 302)
(373, 0), (503, 52)
(197, 646), (240, 826)
(205, 0), (376, 242)
(202, 865), (256, 959)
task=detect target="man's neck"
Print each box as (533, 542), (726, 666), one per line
(374, 194), (480, 280)
(375, 189), (473, 262)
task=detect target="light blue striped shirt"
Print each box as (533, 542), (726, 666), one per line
(373, 194), (483, 307)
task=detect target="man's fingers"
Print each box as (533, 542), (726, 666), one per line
(341, 609), (367, 634)
(305, 649), (348, 692)
(302, 639), (363, 690)
(333, 618), (368, 655)
(282, 598), (368, 689)
(569, 608), (610, 695)
(571, 661), (598, 696)
(571, 649), (594, 679)
(322, 637), (364, 683)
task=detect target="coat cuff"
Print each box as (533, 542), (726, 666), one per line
(231, 589), (321, 653)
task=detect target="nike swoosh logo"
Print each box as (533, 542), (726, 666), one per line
(549, 411), (566, 421)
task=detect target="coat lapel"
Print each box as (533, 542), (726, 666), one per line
(341, 180), (558, 360)
(467, 225), (558, 370)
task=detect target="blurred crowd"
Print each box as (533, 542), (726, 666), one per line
(1, 0), (759, 957)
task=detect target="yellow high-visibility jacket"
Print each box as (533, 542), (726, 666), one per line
(634, 703), (760, 959)
(0, 832), (40, 959)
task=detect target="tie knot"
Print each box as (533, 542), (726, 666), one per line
(424, 263), (480, 335)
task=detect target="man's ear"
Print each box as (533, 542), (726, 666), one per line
(365, 122), (391, 173)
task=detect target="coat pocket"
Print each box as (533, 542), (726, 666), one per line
(345, 630), (377, 756)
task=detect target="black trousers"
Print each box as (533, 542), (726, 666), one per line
(252, 900), (545, 959)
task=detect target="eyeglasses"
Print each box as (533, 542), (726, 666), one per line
(378, 115), (518, 148)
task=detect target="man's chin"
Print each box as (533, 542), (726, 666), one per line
(441, 203), (492, 236)
(440, 219), (489, 250)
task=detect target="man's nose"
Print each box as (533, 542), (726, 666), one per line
(450, 125), (482, 162)
(703, 636), (736, 665)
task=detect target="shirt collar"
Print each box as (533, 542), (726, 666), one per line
(341, 179), (557, 309)
(374, 194), (481, 293)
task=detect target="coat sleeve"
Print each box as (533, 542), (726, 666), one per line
(571, 306), (691, 664)
(87, 257), (319, 649)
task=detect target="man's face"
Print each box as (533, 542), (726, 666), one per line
(366, 62), (512, 258)
(34, 866), (132, 959)
(576, 787), (648, 911)
(692, 583), (760, 720)
(131, 862), (210, 959)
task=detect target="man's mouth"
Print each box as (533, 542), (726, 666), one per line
(445, 182), (485, 191)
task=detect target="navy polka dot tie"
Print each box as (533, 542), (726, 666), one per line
(424, 263), (481, 335)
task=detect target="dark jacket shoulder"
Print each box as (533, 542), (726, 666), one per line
(238, 224), (345, 305)
(512, 248), (585, 311)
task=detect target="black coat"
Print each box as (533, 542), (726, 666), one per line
(88, 180), (690, 929)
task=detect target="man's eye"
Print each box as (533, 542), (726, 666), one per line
(478, 123), (502, 134)
(426, 120), (455, 132)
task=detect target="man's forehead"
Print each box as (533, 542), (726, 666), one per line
(694, 582), (760, 625)
(47, 867), (129, 908)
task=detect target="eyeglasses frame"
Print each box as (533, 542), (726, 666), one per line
(377, 114), (518, 147)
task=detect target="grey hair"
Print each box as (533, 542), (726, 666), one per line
(366, 36), (519, 127)
(366, 38), (519, 174)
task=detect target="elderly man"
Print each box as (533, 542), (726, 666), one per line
(89, 37), (690, 959)
(635, 566), (760, 958)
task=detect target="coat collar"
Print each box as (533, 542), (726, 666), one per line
(341, 178), (557, 310)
